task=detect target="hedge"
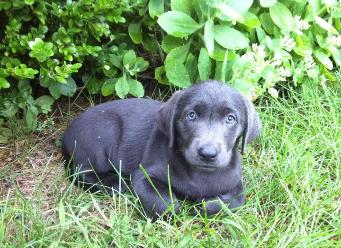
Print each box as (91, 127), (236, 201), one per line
(0, 0), (340, 142)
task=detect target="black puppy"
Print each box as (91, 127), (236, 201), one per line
(62, 80), (261, 218)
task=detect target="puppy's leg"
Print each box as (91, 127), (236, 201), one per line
(69, 164), (127, 195)
(132, 177), (180, 219)
(198, 181), (245, 216)
(80, 171), (128, 195)
(98, 172), (128, 195)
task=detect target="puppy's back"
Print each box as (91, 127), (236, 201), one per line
(62, 98), (162, 175)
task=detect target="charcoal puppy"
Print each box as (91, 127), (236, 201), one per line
(62, 80), (261, 218)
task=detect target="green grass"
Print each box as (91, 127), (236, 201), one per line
(0, 85), (340, 247)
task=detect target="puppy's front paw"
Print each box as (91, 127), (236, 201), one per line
(196, 192), (245, 216)
(197, 198), (223, 216)
(220, 193), (245, 209)
(147, 201), (180, 221)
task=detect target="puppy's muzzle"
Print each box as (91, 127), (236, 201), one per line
(198, 144), (218, 162)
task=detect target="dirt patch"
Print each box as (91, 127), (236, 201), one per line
(0, 127), (66, 210)
(0, 96), (87, 209)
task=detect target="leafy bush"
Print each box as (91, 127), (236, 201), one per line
(0, 0), (340, 142)
(0, 0), (147, 139)
(153, 0), (340, 99)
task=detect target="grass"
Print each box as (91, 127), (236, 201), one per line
(0, 84), (340, 247)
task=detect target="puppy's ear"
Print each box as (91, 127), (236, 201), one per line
(241, 96), (261, 154)
(157, 90), (183, 147)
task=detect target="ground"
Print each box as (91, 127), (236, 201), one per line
(0, 84), (340, 247)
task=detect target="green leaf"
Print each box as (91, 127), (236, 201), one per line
(0, 68), (8, 78)
(157, 11), (202, 38)
(171, 0), (192, 15)
(161, 35), (184, 53)
(198, 48), (212, 81)
(48, 85), (61, 99)
(0, 1), (11, 10)
(49, 77), (77, 99)
(109, 54), (123, 69)
(166, 43), (190, 63)
(35, 95), (55, 114)
(103, 66), (117, 78)
(307, 0), (321, 16)
(13, 64), (39, 79)
(204, 19), (215, 55)
(293, 34), (313, 56)
(155, 66), (169, 85)
(260, 0), (277, 8)
(69, 63), (82, 72)
(218, 0), (253, 20)
(101, 78), (117, 96)
(128, 23), (142, 44)
(0, 77), (10, 89)
(55, 76), (67, 84)
(149, 0), (164, 18)
(165, 59), (191, 88)
(25, 106), (38, 130)
(260, 13), (274, 34)
(60, 77), (77, 96)
(142, 34), (159, 52)
(256, 27), (267, 42)
(193, 0), (209, 20)
(185, 53), (198, 83)
(115, 77), (130, 98)
(211, 47), (237, 62)
(18, 80), (32, 93)
(331, 5), (341, 19)
(86, 77), (102, 94)
(261, 65), (276, 82)
(232, 79), (254, 98)
(225, 0), (253, 14)
(24, 0), (35, 5)
(128, 79), (144, 97)
(214, 25), (249, 50)
(2, 102), (18, 118)
(123, 50), (137, 67)
(269, 2), (294, 33)
(0, 127), (12, 144)
(321, 66), (336, 81)
(240, 12), (261, 28)
(332, 50), (341, 67)
(134, 58), (149, 73)
(314, 50), (333, 70)
(28, 38), (54, 62)
(314, 16), (338, 34)
(219, 4), (242, 21)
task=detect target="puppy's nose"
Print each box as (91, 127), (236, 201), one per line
(198, 145), (218, 161)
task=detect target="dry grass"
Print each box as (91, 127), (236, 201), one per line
(0, 96), (82, 208)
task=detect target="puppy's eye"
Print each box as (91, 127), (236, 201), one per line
(186, 111), (197, 121)
(226, 114), (236, 125)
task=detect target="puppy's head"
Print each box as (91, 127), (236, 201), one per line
(158, 80), (261, 171)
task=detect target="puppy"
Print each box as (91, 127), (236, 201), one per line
(62, 80), (261, 218)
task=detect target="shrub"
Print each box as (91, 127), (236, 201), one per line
(0, 0), (147, 140)
(0, 0), (340, 142)
(153, 0), (340, 99)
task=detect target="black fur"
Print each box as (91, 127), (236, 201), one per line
(62, 80), (261, 218)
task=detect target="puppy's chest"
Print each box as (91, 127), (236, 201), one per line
(172, 172), (228, 200)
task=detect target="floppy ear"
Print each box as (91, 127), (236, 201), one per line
(241, 96), (261, 154)
(157, 91), (183, 148)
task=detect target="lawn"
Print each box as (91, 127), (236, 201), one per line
(0, 84), (340, 247)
